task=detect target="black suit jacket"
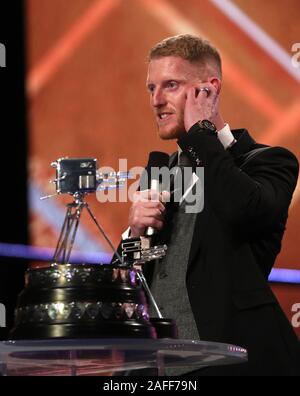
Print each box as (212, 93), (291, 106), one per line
(165, 126), (300, 375)
(116, 126), (300, 375)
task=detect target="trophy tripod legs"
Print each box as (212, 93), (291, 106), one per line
(53, 201), (84, 264)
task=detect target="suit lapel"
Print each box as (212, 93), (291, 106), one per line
(187, 129), (260, 270)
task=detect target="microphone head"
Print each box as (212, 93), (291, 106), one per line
(143, 152), (170, 236)
(147, 151), (170, 169)
(141, 151), (169, 190)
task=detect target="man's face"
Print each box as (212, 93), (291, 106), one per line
(146, 56), (203, 140)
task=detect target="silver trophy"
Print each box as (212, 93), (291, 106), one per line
(10, 157), (173, 340)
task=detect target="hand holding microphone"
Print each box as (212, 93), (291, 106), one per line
(129, 152), (170, 238)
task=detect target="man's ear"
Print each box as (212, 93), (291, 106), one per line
(209, 77), (221, 95)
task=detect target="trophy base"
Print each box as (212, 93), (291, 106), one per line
(10, 321), (156, 340)
(150, 318), (178, 339)
(10, 263), (158, 340)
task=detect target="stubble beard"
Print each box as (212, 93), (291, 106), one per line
(156, 113), (186, 140)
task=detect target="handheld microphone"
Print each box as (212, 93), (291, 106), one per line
(144, 151), (169, 236)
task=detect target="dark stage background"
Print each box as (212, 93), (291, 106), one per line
(0, 1), (28, 338)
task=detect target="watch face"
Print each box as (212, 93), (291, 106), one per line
(199, 119), (217, 132)
(202, 119), (216, 132)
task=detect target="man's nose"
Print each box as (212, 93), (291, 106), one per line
(151, 88), (167, 107)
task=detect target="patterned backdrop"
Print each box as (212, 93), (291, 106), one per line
(26, 0), (300, 337)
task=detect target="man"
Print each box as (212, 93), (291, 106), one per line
(125, 34), (300, 375)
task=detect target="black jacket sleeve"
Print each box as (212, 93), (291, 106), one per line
(178, 124), (299, 231)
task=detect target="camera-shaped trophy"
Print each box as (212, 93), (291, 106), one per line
(10, 158), (176, 340)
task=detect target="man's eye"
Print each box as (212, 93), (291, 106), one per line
(167, 81), (178, 89)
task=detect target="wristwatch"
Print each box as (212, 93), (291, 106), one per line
(197, 119), (217, 134)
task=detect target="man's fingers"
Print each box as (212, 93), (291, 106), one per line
(161, 190), (171, 203)
(129, 190), (167, 235)
(140, 217), (164, 230)
(133, 189), (160, 202)
(133, 190), (168, 208)
(133, 204), (165, 219)
(198, 81), (218, 97)
(143, 208), (165, 220)
(186, 86), (197, 103)
(133, 200), (165, 212)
